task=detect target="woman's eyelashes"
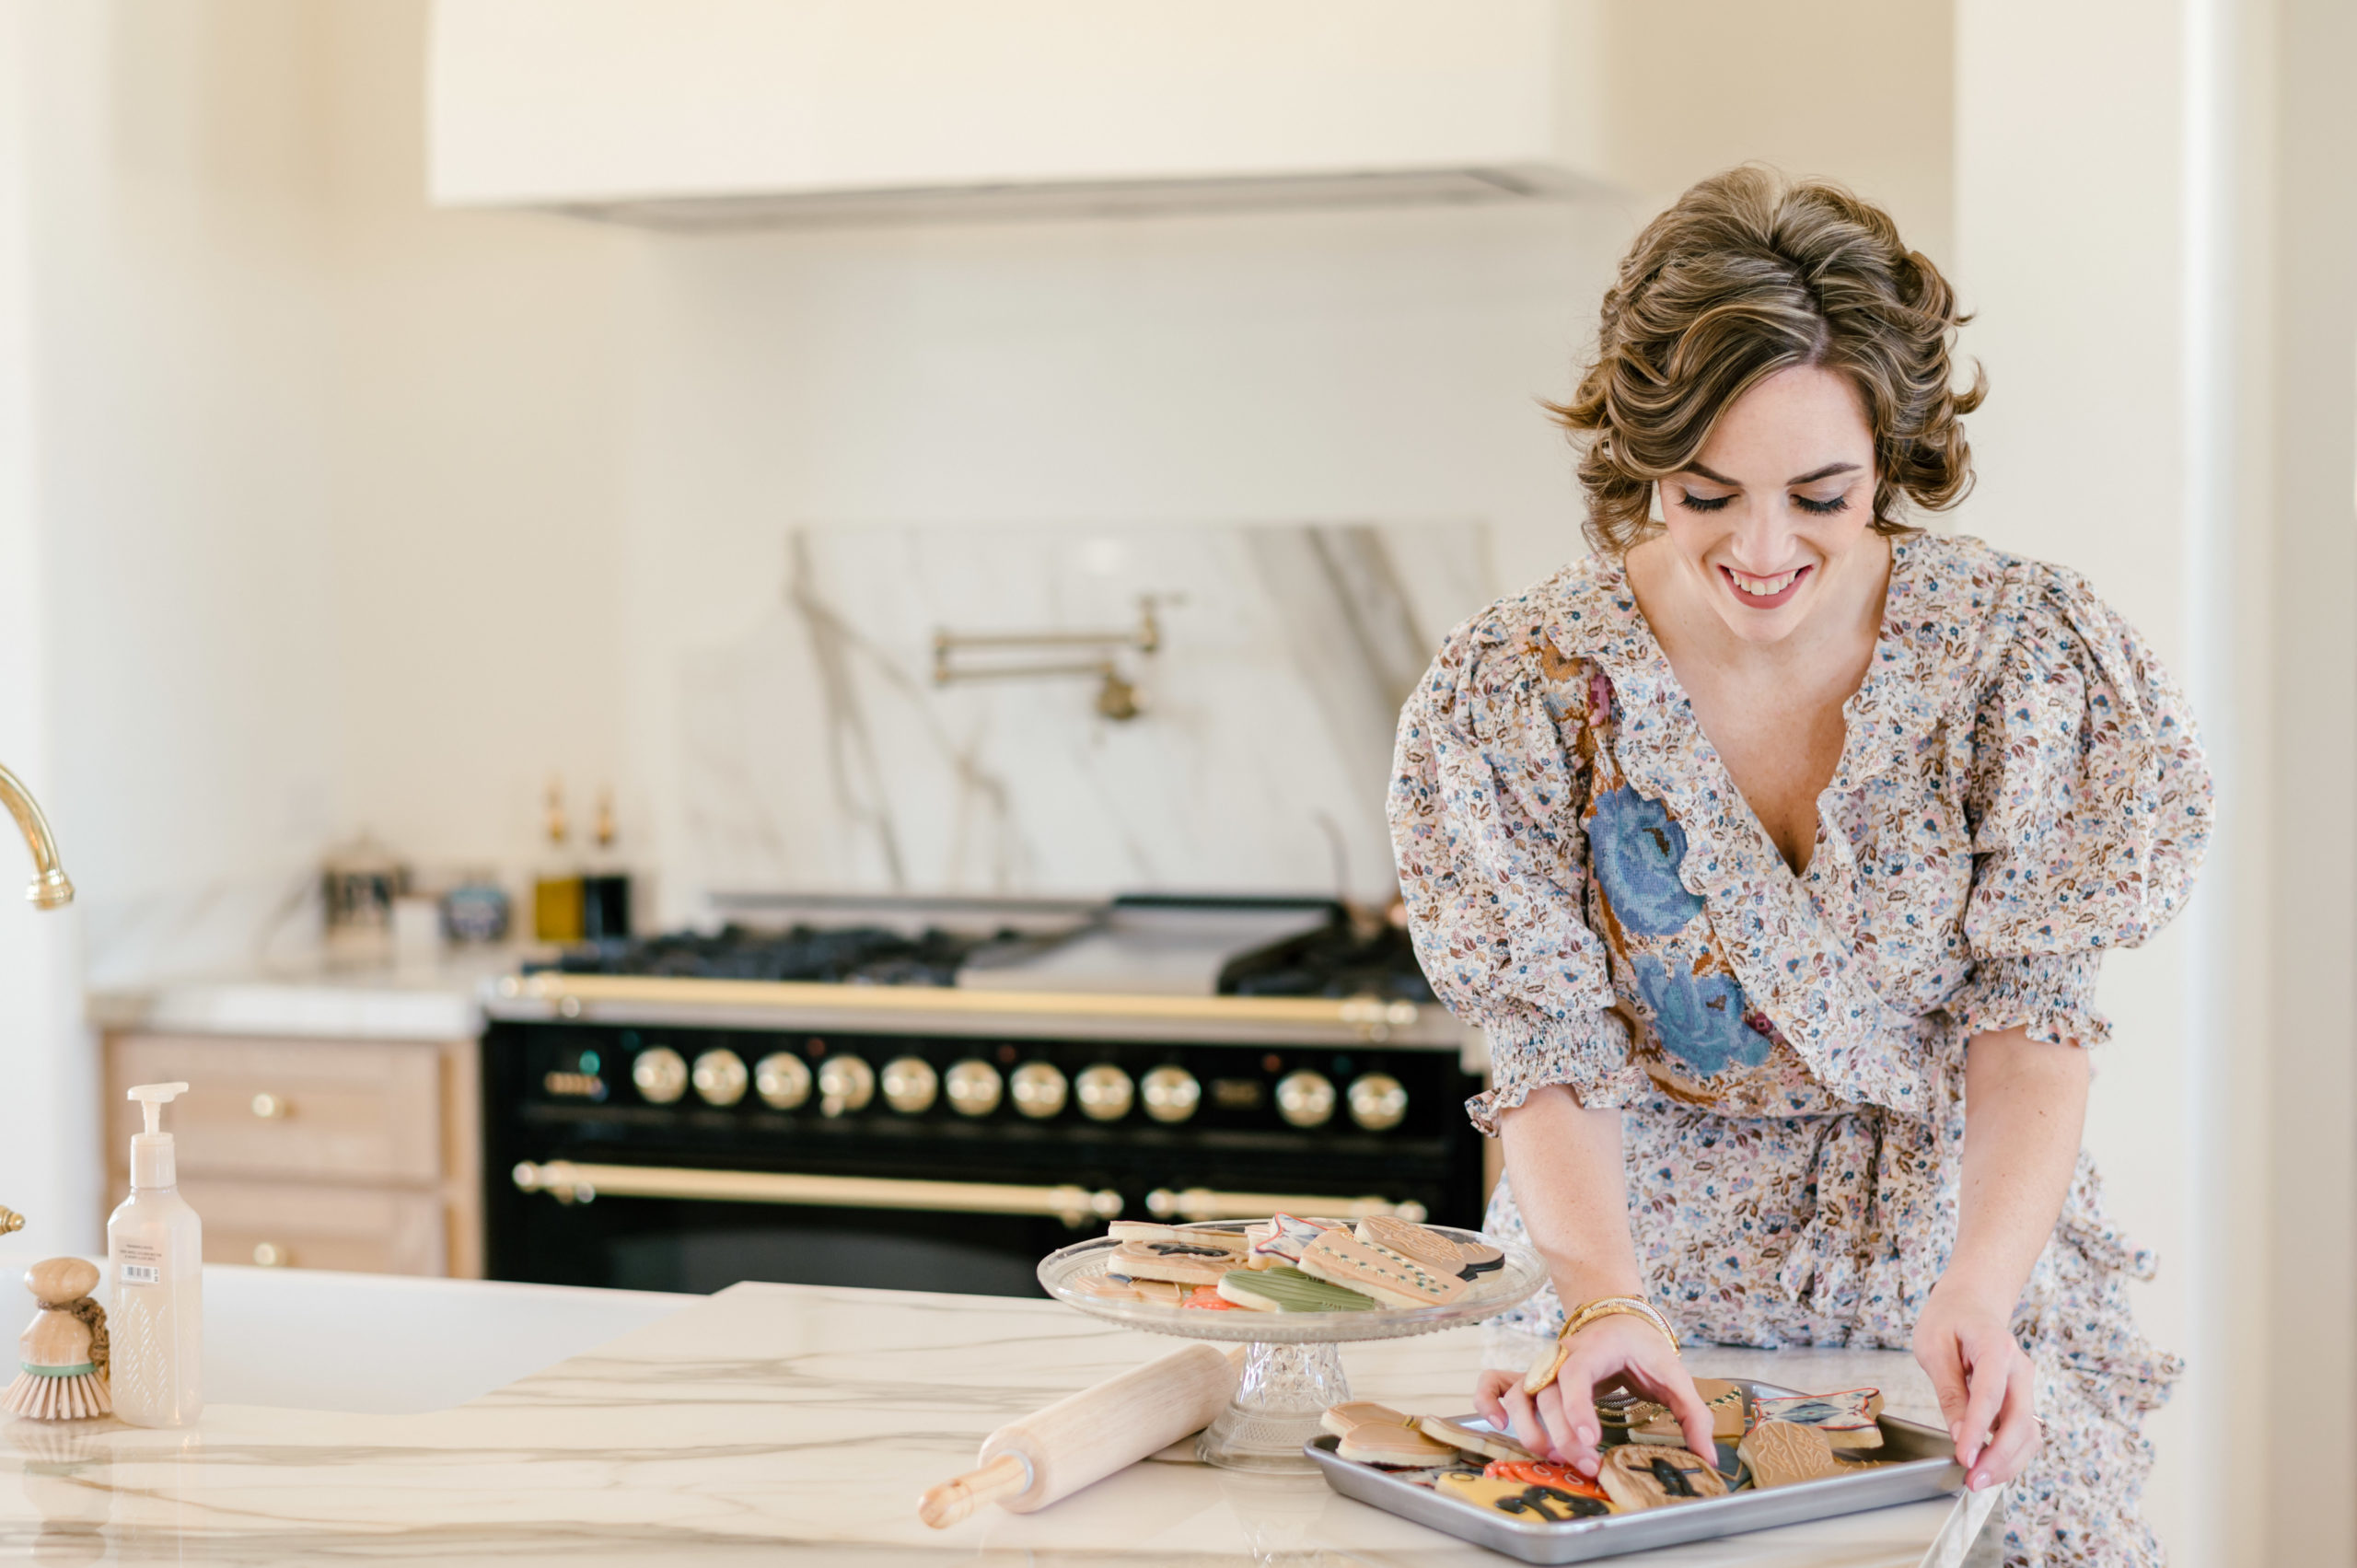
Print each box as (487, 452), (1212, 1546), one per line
(1673, 489), (1852, 517)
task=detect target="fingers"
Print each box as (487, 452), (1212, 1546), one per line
(1913, 1326), (1972, 1461)
(1534, 1380), (1596, 1473)
(1473, 1369), (1515, 1431)
(1649, 1364), (1715, 1462)
(1498, 1378), (1552, 1460)
(1966, 1353), (2042, 1492)
(1952, 1329), (2011, 1471)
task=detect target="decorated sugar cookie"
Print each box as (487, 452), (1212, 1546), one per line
(1217, 1264), (1376, 1313)
(1248, 1213), (1339, 1267)
(1417, 1413), (1535, 1463)
(1296, 1232), (1469, 1309)
(1436, 1472), (1612, 1522)
(1101, 1272), (1190, 1307)
(1484, 1460), (1613, 1503)
(1322, 1401), (1461, 1466)
(1736, 1419), (1847, 1489)
(1597, 1445), (1727, 1511)
(1180, 1284), (1239, 1310)
(1388, 1463), (1486, 1489)
(1107, 1221), (1184, 1244)
(1454, 1237), (1505, 1276)
(1354, 1214), (1465, 1275)
(1112, 1237), (1249, 1285)
(1751, 1388), (1884, 1452)
(1632, 1379), (1748, 1445)
(1522, 1339), (1573, 1396)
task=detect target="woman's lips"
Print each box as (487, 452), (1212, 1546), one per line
(1719, 563), (1810, 610)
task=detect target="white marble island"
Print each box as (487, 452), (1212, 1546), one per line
(0, 1269), (1996, 1565)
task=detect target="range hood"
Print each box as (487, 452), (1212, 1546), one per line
(429, 0), (1608, 230)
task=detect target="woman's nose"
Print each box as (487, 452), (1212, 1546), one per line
(1722, 503), (1798, 572)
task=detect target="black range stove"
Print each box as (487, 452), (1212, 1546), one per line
(483, 896), (1476, 1299)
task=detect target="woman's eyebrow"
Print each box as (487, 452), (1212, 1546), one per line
(1788, 462), (1863, 484)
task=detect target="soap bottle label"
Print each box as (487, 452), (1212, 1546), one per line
(118, 1239), (164, 1285)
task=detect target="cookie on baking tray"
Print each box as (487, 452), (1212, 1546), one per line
(1320, 1401), (1461, 1467)
(1295, 1232), (1468, 1308)
(1597, 1444), (1728, 1511)
(1631, 1378), (1748, 1445)
(1751, 1388), (1884, 1451)
(1484, 1459), (1613, 1504)
(1415, 1413), (1535, 1464)
(1736, 1420), (1848, 1489)
(1435, 1472), (1612, 1522)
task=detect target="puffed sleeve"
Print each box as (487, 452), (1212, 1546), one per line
(1387, 620), (1639, 1132)
(1949, 566), (2213, 1047)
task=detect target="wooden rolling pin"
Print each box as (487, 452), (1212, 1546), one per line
(918, 1343), (1242, 1527)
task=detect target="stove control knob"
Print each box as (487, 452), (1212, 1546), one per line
(817, 1054), (875, 1118)
(754, 1052), (812, 1111)
(1140, 1065), (1201, 1125)
(1010, 1062), (1067, 1120)
(1274, 1070), (1337, 1129)
(1074, 1064), (1133, 1122)
(880, 1056), (938, 1115)
(631, 1046), (688, 1106)
(1346, 1072), (1409, 1132)
(945, 1059), (1003, 1118)
(691, 1049), (749, 1107)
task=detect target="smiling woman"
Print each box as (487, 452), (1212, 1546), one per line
(1388, 168), (2212, 1568)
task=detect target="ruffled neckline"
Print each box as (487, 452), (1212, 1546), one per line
(1529, 533), (1969, 1112)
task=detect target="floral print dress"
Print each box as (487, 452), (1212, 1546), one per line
(1387, 531), (2211, 1568)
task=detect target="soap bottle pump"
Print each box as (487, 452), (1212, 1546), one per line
(108, 1081), (203, 1428)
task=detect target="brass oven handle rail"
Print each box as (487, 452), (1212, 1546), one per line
(1144, 1188), (1427, 1224)
(510, 1162), (1430, 1230)
(512, 1160), (1126, 1227)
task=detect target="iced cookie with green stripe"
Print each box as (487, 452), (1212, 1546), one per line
(1216, 1264), (1378, 1312)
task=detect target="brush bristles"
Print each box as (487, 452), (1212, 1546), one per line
(3, 1370), (111, 1421)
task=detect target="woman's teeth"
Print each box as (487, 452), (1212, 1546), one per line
(1728, 568), (1801, 597)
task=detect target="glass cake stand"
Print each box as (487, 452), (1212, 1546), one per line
(1038, 1222), (1545, 1474)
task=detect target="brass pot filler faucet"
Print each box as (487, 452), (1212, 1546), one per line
(0, 760), (74, 1240)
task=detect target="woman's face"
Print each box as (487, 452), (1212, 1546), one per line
(1655, 364), (1880, 645)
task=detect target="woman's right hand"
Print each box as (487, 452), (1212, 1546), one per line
(1473, 1314), (1716, 1477)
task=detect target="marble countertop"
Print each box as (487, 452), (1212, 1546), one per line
(0, 1270), (1998, 1566)
(85, 945), (549, 1041)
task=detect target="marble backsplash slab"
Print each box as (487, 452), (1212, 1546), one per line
(677, 520), (1494, 904)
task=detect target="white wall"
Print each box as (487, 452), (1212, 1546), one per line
(1953, 0), (2282, 1562)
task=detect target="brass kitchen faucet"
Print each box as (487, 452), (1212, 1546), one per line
(0, 760), (72, 1237)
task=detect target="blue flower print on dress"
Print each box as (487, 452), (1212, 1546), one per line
(1589, 785), (1706, 935)
(1631, 954), (1771, 1077)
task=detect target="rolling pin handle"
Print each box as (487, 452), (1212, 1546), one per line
(917, 1450), (1031, 1529)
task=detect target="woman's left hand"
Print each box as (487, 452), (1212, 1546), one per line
(1910, 1279), (2039, 1492)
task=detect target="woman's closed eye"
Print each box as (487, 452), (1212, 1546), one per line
(1676, 490), (1735, 513)
(1793, 492), (1851, 516)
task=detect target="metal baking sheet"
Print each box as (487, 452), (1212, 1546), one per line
(1306, 1381), (1966, 1565)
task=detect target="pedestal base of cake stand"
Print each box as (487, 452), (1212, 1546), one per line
(1194, 1341), (1350, 1473)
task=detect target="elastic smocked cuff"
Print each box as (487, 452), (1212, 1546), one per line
(1952, 953), (2112, 1049)
(1465, 1009), (1636, 1136)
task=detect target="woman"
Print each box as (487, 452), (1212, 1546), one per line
(1388, 168), (2207, 1568)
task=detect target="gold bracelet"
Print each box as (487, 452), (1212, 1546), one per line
(1522, 1296), (1682, 1396)
(1560, 1295), (1682, 1353)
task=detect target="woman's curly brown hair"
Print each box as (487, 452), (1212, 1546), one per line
(1551, 166), (1985, 553)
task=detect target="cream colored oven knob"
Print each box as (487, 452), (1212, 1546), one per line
(945, 1059), (1003, 1118)
(631, 1046), (688, 1105)
(1074, 1064), (1133, 1122)
(881, 1056), (938, 1115)
(691, 1049), (749, 1107)
(1274, 1070), (1336, 1129)
(1010, 1062), (1067, 1120)
(1140, 1065), (1201, 1125)
(817, 1054), (875, 1118)
(754, 1052), (812, 1110)
(1346, 1072), (1409, 1132)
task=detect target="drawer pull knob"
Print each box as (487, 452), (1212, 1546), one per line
(252, 1242), (289, 1268)
(250, 1093), (290, 1120)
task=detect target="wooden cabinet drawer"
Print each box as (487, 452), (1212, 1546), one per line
(108, 1179), (447, 1277)
(108, 1034), (441, 1185)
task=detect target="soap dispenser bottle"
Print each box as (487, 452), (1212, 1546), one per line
(108, 1081), (203, 1428)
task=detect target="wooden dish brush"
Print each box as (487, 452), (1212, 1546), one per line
(3, 1258), (110, 1421)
